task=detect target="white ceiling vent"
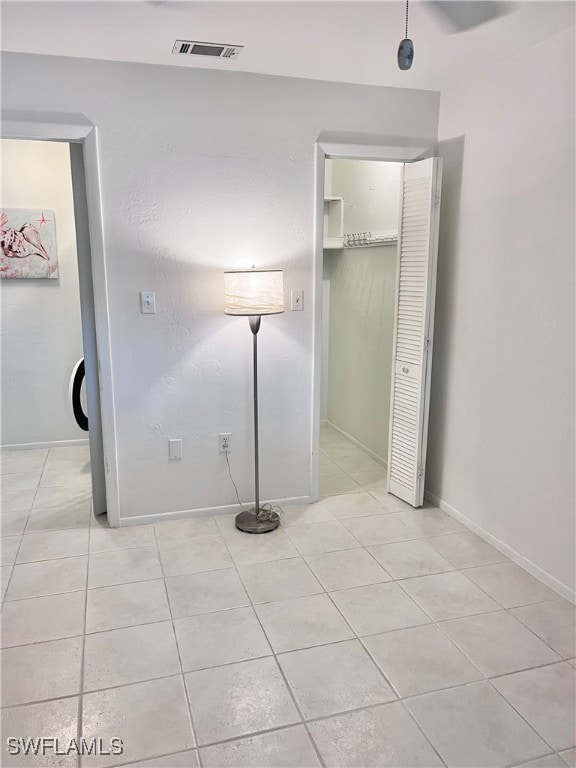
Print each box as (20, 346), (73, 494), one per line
(172, 40), (243, 59)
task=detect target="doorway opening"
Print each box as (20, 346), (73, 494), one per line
(321, 158), (401, 500)
(1, 137), (108, 525)
(313, 143), (442, 509)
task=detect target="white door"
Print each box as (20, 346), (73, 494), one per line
(70, 143), (107, 516)
(387, 157), (442, 507)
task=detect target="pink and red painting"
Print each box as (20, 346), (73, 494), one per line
(0, 209), (58, 279)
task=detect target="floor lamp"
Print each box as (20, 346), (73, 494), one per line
(224, 268), (285, 533)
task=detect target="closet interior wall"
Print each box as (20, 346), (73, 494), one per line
(322, 160), (401, 465)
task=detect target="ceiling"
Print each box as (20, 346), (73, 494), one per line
(1, 1), (574, 92)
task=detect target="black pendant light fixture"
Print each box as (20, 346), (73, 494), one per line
(397, 0), (414, 70)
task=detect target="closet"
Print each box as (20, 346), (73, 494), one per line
(320, 156), (442, 507)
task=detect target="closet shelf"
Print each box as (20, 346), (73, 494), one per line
(343, 231), (398, 249)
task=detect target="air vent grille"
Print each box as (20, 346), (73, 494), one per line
(172, 40), (243, 59)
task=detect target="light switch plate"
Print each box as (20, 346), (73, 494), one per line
(169, 439), (182, 460)
(140, 291), (156, 314)
(291, 289), (304, 311)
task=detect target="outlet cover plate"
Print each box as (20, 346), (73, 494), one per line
(291, 289), (304, 311)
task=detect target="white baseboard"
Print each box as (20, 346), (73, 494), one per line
(2, 439), (90, 451)
(425, 490), (576, 605)
(119, 495), (314, 528)
(324, 420), (387, 469)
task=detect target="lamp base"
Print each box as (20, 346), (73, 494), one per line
(235, 508), (280, 534)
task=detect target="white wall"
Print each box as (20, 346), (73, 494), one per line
(429, 28), (575, 596)
(1, 52), (439, 522)
(1, 139), (84, 447)
(323, 160), (400, 461)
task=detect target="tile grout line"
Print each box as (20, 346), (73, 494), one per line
(2, 545), (569, 650)
(76, 519), (91, 768)
(0, 447), (49, 610)
(317, 567), (449, 767)
(216, 502), (527, 766)
(485, 678), (560, 760)
(432, 609), (566, 675)
(216, 485), (574, 764)
(3, 668), (573, 766)
(29, 445), (58, 513)
(152, 521), (202, 767)
(2, 521), (570, 636)
(1, 518), (33, 611)
(398, 697), (450, 768)
(7, 534), (561, 608)
(312, 519), (441, 711)
(510, 608), (576, 658)
(216, 524), (326, 768)
(4, 640), (573, 712)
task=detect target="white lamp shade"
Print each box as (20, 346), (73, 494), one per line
(224, 269), (285, 315)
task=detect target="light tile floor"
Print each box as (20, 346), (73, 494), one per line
(1, 432), (575, 768)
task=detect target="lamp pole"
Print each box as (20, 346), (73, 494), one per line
(249, 314), (261, 517)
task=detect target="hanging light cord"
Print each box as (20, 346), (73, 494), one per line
(225, 450), (283, 522)
(405, 0), (409, 39)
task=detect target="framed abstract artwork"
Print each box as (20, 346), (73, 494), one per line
(0, 209), (58, 279)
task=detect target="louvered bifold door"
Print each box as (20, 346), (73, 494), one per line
(387, 157), (442, 507)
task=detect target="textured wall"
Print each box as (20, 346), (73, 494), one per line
(323, 160), (400, 461)
(430, 28), (575, 594)
(1, 52), (439, 521)
(1, 139), (84, 447)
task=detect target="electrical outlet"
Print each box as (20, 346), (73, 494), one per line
(219, 433), (231, 453)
